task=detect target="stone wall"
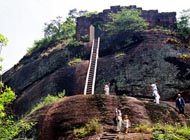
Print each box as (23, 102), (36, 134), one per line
(76, 5), (176, 41)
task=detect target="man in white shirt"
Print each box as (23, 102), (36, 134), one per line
(151, 81), (160, 104)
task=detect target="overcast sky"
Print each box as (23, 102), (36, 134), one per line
(0, 0), (189, 71)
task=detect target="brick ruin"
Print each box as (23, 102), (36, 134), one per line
(76, 5), (177, 42)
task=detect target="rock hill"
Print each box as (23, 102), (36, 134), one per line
(3, 5), (190, 116)
(2, 5), (190, 140)
(3, 30), (190, 116)
(27, 95), (190, 140)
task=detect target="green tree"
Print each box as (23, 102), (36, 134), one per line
(0, 34), (17, 139)
(68, 8), (88, 19)
(43, 9), (98, 40)
(28, 9), (99, 54)
(0, 86), (17, 138)
(105, 8), (148, 36)
(43, 15), (76, 42)
(28, 14), (76, 54)
(44, 16), (63, 38)
(0, 33), (8, 86)
(177, 9), (190, 43)
(105, 8), (148, 47)
(0, 34), (33, 139)
(0, 33), (8, 55)
(60, 16), (76, 39)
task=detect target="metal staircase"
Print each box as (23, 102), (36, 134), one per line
(84, 37), (100, 95)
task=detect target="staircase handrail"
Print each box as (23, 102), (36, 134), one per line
(84, 40), (94, 95)
(91, 37), (100, 95)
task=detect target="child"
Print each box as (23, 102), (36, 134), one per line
(123, 115), (130, 134)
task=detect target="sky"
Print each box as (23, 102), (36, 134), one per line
(0, 0), (189, 72)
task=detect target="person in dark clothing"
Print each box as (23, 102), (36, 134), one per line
(176, 93), (185, 114)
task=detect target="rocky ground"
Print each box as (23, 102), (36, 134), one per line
(27, 94), (190, 140)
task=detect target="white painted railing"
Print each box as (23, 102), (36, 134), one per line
(84, 37), (100, 95)
(84, 40), (94, 95)
(91, 37), (100, 95)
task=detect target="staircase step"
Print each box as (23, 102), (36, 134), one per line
(100, 133), (118, 140)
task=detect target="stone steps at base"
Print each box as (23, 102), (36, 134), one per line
(100, 133), (118, 140)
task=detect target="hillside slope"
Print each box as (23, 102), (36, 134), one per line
(27, 95), (190, 140)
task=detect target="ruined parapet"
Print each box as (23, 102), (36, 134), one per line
(157, 12), (177, 29)
(141, 10), (176, 29)
(76, 5), (177, 42)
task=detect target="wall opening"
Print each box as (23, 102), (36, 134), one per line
(89, 25), (95, 42)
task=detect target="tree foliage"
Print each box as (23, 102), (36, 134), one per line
(177, 9), (190, 43)
(105, 8), (148, 36)
(68, 8), (87, 19)
(27, 15), (76, 54)
(0, 33), (8, 57)
(0, 34), (34, 139)
(43, 8), (97, 40)
(44, 16), (76, 40)
(28, 8), (97, 54)
(104, 8), (148, 48)
(0, 86), (17, 139)
(0, 33), (8, 47)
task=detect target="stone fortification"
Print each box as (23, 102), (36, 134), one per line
(76, 5), (176, 41)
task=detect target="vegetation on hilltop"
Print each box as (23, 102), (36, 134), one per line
(106, 8), (148, 35)
(177, 9), (190, 43)
(27, 15), (76, 54)
(27, 9), (98, 54)
(104, 8), (149, 48)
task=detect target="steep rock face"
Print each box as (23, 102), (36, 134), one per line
(3, 30), (190, 116)
(95, 30), (190, 99)
(3, 42), (89, 115)
(12, 61), (88, 116)
(3, 43), (69, 94)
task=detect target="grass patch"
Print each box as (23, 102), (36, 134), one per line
(153, 123), (190, 140)
(31, 91), (65, 113)
(68, 58), (82, 66)
(114, 52), (126, 58)
(134, 124), (152, 133)
(74, 119), (103, 139)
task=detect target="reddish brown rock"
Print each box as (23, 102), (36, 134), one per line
(28, 95), (190, 140)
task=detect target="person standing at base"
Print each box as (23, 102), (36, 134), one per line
(176, 93), (185, 114)
(104, 82), (110, 95)
(115, 106), (122, 132)
(151, 81), (160, 104)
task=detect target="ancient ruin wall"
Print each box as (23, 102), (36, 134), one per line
(76, 5), (177, 41)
